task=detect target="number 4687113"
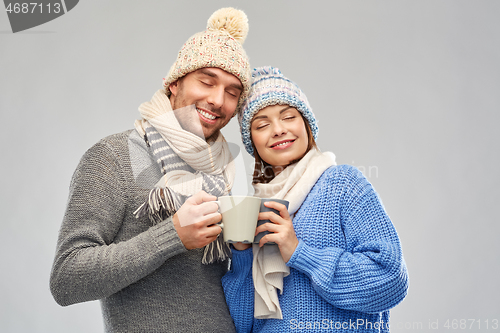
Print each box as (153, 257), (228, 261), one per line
(444, 319), (499, 330)
(5, 2), (62, 14)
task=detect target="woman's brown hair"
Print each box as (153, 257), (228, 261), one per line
(251, 111), (317, 184)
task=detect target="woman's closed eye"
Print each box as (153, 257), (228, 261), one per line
(255, 123), (269, 130)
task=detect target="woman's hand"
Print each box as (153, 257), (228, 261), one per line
(255, 201), (298, 262)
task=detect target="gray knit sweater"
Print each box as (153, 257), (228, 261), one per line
(50, 130), (236, 333)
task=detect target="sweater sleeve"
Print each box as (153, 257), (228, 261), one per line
(221, 247), (254, 333)
(50, 141), (186, 306)
(286, 166), (409, 314)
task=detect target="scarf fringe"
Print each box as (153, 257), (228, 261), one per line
(202, 233), (232, 264)
(133, 187), (182, 224)
(134, 186), (231, 265)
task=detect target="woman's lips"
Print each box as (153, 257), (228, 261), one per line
(270, 139), (295, 150)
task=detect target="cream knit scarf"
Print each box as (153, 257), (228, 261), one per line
(134, 89), (236, 264)
(251, 148), (336, 319)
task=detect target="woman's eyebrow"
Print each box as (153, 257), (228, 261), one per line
(253, 115), (268, 120)
(279, 106), (293, 114)
(253, 107), (294, 121)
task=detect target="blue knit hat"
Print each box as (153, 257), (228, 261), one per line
(238, 66), (319, 156)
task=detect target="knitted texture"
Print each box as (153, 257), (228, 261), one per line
(163, 7), (251, 113)
(222, 165), (409, 332)
(50, 130), (236, 333)
(238, 66), (319, 156)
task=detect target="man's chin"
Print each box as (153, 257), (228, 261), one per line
(199, 121), (220, 140)
(204, 129), (220, 142)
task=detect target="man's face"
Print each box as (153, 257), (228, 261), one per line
(169, 67), (243, 141)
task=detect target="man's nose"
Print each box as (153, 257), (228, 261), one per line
(207, 86), (225, 109)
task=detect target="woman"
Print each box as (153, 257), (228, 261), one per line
(222, 67), (409, 332)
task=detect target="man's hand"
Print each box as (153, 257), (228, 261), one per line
(172, 191), (222, 250)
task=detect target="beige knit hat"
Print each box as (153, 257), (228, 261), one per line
(163, 7), (251, 113)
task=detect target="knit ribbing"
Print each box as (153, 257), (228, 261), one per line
(148, 217), (186, 255)
(224, 248), (256, 332)
(230, 247), (253, 272)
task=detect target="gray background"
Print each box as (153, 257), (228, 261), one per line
(1, 1), (499, 332)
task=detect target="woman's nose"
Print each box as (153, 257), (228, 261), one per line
(272, 122), (287, 136)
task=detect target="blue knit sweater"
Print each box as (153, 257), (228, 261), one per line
(222, 165), (409, 332)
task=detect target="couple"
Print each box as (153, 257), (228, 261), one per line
(50, 7), (408, 333)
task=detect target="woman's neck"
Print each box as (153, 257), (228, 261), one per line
(272, 165), (286, 176)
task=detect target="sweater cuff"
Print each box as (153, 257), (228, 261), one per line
(150, 216), (186, 257)
(230, 246), (253, 272)
(287, 240), (342, 276)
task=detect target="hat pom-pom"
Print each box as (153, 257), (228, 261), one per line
(207, 7), (249, 44)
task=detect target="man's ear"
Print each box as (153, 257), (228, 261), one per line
(169, 80), (179, 96)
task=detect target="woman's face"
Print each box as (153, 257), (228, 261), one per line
(251, 105), (309, 173)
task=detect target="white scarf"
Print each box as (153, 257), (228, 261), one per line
(134, 89), (235, 197)
(252, 148), (336, 319)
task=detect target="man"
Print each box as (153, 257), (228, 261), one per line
(50, 7), (250, 332)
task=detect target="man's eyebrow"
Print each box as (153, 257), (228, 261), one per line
(199, 68), (217, 78)
(229, 83), (243, 92)
(199, 68), (243, 91)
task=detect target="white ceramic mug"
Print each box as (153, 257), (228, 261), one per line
(216, 196), (261, 243)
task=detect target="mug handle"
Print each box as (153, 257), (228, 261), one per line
(214, 200), (229, 214)
(213, 200), (223, 229)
